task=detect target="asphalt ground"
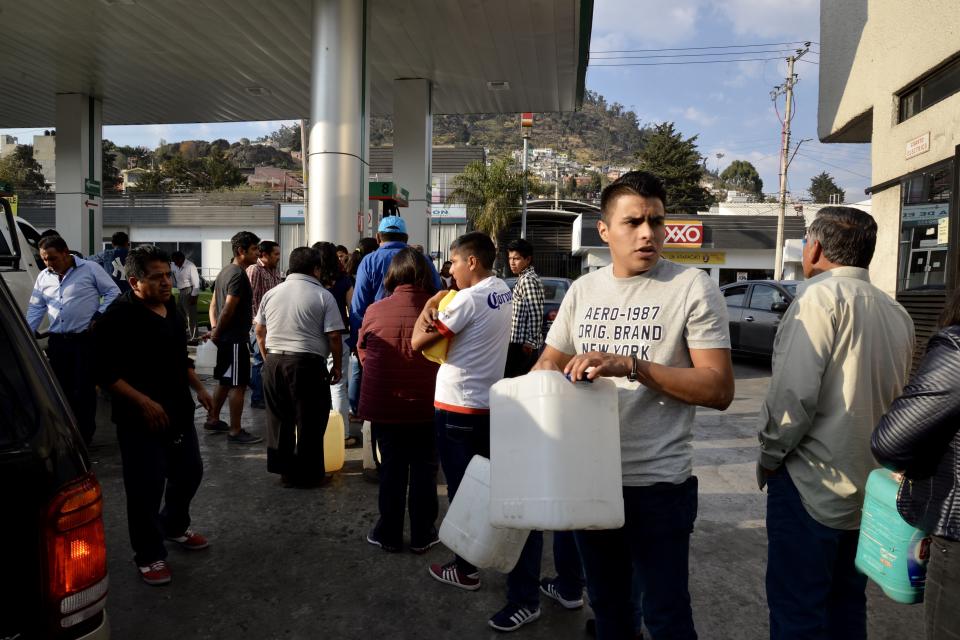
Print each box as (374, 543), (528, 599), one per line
(88, 358), (924, 639)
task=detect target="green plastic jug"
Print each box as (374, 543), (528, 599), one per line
(855, 468), (930, 604)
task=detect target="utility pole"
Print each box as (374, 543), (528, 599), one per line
(520, 113), (533, 239)
(771, 43), (810, 280)
(554, 160), (560, 210)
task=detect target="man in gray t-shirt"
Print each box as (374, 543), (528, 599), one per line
(535, 171), (733, 639)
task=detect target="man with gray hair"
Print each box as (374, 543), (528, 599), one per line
(757, 206), (915, 639)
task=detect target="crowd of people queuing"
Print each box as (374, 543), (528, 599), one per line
(23, 169), (960, 639)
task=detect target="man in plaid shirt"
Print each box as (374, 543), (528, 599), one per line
(246, 240), (283, 409)
(504, 238), (545, 378)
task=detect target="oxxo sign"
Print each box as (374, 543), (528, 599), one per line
(664, 220), (703, 248)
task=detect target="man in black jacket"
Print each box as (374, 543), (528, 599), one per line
(94, 245), (214, 586)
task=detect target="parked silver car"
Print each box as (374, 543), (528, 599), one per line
(720, 280), (799, 357)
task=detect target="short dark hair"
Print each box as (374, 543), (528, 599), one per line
(379, 231), (408, 243)
(384, 247), (438, 294)
(807, 206), (877, 269)
(450, 232), (496, 270)
(38, 235), (68, 253)
(171, 250), (185, 261)
(231, 231), (260, 258)
(111, 231), (129, 247)
(126, 245), (170, 280)
(600, 170), (668, 221)
(258, 240), (279, 256)
(358, 237), (378, 255)
(346, 250), (364, 276)
(336, 244), (349, 254)
(287, 247), (318, 276)
(507, 238), (534, 259)
(311, 241), (341, 285)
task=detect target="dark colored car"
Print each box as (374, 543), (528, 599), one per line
(720, 280), (800, 357)
(504, 276), (573, 339)
(0, 274), (110, 636)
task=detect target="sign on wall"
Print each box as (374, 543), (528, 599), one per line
(664, 220), (703, 248)
(905, 132), (930, 160)
(662, 250), (725, 265)
(279, 203), (304, 223)
(430, 203), (467, 222)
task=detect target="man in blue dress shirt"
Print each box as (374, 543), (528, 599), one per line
(28, 235), (120, 444)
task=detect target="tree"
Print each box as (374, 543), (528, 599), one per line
(0, 145), (48, 193)
(720, 160), (763, 200)
(102, 140), (122, 192)
(449, 157), (530, 245)
(563, 176), (577, 198)
(809, 171), (845, 203)
(634, 123), (714, 214)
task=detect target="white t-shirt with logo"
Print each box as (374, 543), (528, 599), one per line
(434, 275), (513, 413)
(546, 261), (730, 486)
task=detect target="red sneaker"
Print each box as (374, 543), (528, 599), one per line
(138, 560), (172, 585)
(166, 529), (209, 550)
(428, 560), (481, 591)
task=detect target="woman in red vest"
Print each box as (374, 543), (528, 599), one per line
(358, 248), (441, 553)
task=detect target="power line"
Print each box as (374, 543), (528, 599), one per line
(591, 41), (817, 54)
(793, 151), (871, 179)
(591, 56), (787, 67)
(591, 48), (808, 60)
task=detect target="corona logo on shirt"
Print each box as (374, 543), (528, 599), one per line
(487, 290), (513, 310)
(664, 220), (703, 248)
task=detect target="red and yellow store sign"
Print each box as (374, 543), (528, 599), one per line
(664, 220), (703, 248)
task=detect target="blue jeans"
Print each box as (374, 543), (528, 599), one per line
(348, 353), (361, 415)
(576, 477), (698, 640)
(766, 468), (867, 640)
(507, 530), (585, 608)
(434, 408), (490, 574)
(249, 329), (264, 405)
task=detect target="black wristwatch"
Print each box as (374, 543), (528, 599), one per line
(627, 354), (639, 382)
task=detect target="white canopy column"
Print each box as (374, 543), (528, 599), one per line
(392, 78), (433, 250)
(55, 93), (102, 255)
(307, 0), (368, 249)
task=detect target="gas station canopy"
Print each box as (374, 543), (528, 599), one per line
(0, 0), (593, 127)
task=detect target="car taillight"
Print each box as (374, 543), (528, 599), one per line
(45, 473), (108, 629)
(547, 309), (558, 322)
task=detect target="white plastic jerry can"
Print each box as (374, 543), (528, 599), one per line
(489, 370), (624, 530)
(194, 339), (217, 374)
(361, 421), (380, 471)
(324, 411), (345, 473)
(438, 455), (530, 572)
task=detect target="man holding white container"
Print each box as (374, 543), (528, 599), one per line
(533, 171), (734, 639)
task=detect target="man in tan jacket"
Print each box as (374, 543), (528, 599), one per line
(758, 207), (914, 639)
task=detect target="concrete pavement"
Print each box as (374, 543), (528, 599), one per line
(88, 359), (924, 639)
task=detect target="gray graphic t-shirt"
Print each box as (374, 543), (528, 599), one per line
(546, 260), (730, 486)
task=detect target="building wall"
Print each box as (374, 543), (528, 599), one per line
(578, 247), (802, 284)
(32, 135), (56, 188)
(127, 225), (274, 276)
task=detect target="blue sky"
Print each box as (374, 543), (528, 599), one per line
(1, 0), (871, 202)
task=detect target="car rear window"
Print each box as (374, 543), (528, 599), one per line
(783, 284), (798, 296)
(542, 281), (568, 302)
(0, 300), (49, 446)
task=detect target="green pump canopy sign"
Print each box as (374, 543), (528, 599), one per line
(368, 181), (409, 206)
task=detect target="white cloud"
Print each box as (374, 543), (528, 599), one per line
(708, 0), (819, 41)
(591, 0), (703, 47)
(682, 106), (718, 127)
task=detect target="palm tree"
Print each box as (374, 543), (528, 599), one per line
(449, 157), (528, 246)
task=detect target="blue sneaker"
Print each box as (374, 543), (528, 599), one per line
(539, 577), (584, 609)
(488, 603), (541, 632)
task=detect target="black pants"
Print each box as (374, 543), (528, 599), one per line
(47, 332), (97, 444)
(504, 342), (539, 379)
(263, 353), (331, 484)
(117, 422), (203, 566)
(435, 409), (490, 573)
(371, 421), (439, 549)
(926, 535), (960, 640)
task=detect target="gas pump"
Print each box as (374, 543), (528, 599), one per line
(367, 181), (409, 237)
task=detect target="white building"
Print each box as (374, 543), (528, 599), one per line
(819, 0), (959, 358)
